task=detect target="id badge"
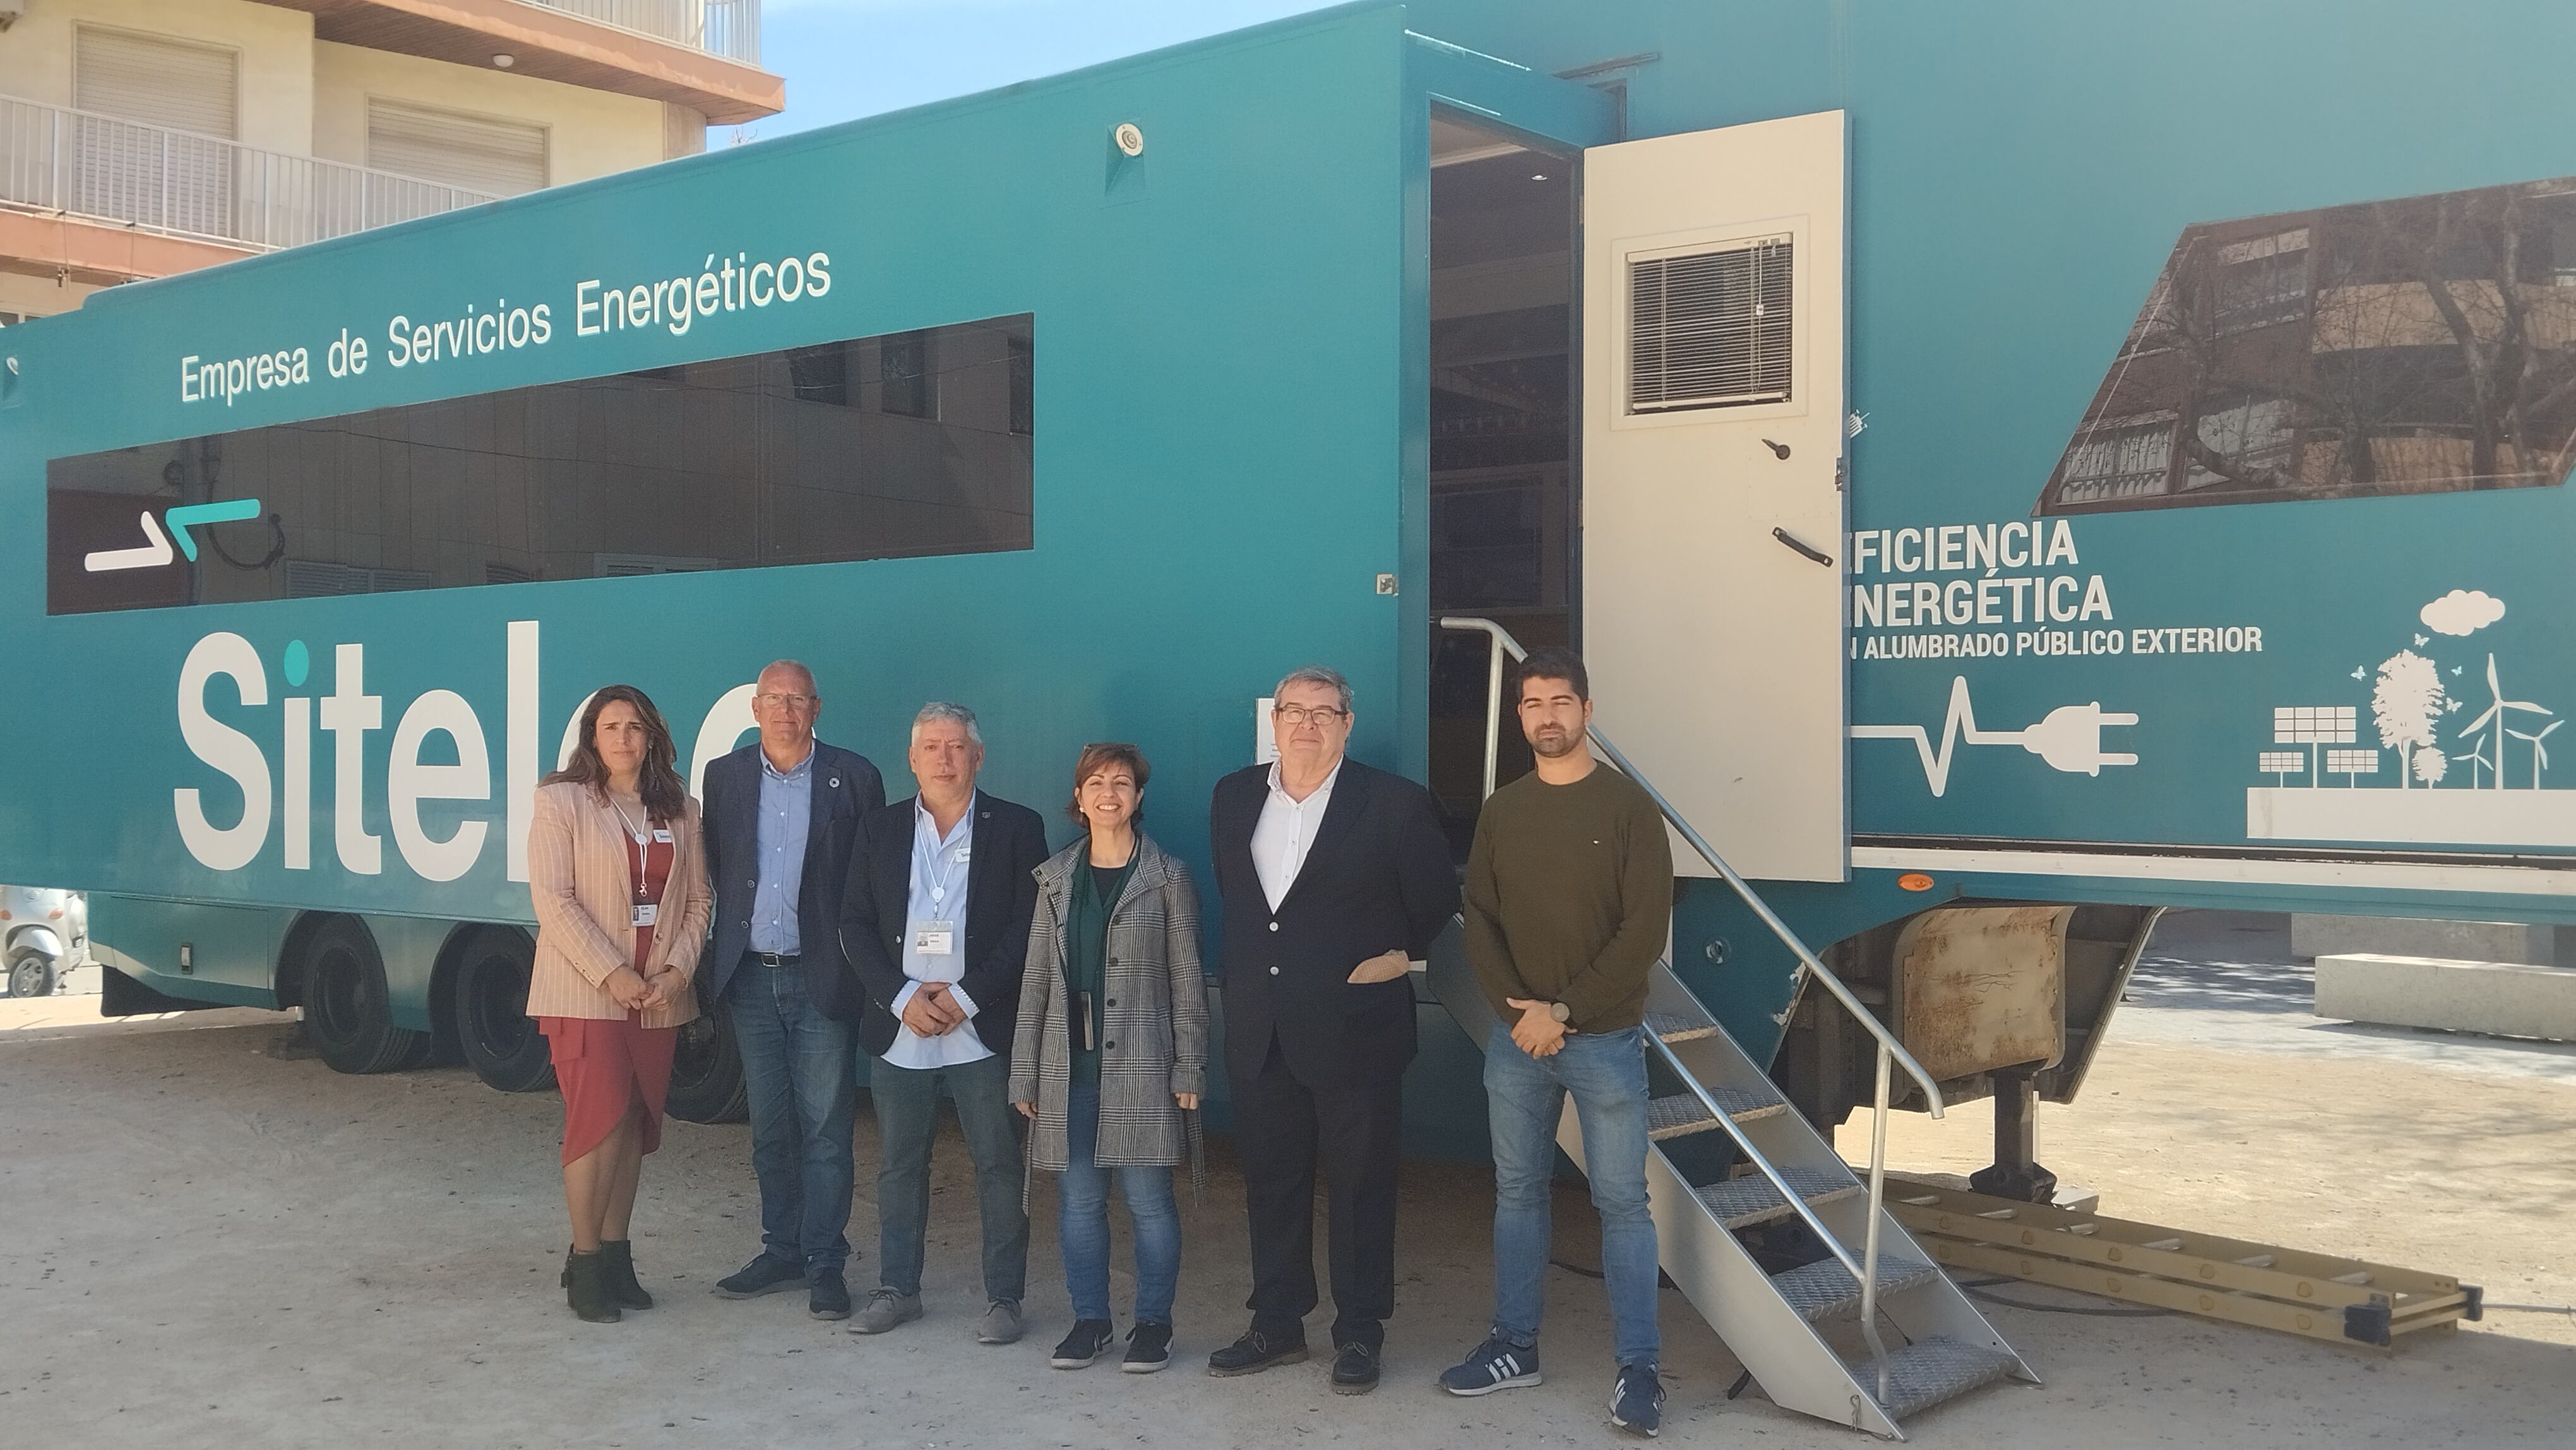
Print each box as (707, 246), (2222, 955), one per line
(631, 902), (659, 928)
(652, 828), (674, 844)
(914, 921), (957, 956)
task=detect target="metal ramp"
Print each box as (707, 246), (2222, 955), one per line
(1436, 618), (2036, 1440)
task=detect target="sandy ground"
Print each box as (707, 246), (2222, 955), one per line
(3, 913), (2572, 1447)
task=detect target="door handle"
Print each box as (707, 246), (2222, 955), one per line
(1771, 527), (1834, 567)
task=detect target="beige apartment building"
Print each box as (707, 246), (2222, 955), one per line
(0, 0), (782, 323)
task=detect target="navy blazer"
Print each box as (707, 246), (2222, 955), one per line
(700, 740), (885, 1013)
(835, 791), (1049, 1062)
(1208, 758), (1458, 1086)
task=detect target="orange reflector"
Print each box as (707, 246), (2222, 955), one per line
(1897, 873), (1935, 892)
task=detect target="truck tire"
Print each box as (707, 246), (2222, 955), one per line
(7, 949), (57, 998)
(666, 983), (748, 1124)
(451, 926), (556, 1094)
(297, 916), (431, 1075)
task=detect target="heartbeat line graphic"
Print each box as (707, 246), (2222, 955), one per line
(1850, 676), (2140, 797)
(83, 500), (263, 573)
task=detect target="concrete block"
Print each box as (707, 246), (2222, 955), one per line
(2313, 954), (2576, 1042)
(2289, 914), (2565, 965)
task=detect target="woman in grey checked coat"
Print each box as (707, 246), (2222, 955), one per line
(1011, 741), (1208, 1374)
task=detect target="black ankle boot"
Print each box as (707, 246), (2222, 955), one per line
(563, 1248), (622, 1323)
(600, 1240), (653, 1310)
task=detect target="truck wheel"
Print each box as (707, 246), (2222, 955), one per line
(666, 986), (748, 1124)
(452, 926), (556, 1094)
(297, 917), (431, 1075)
(7, 950), (57, 998)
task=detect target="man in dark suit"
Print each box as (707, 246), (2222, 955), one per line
(1205, 665), (1458, 1394)
(835, 702), (1049, 1345)
(702, 661), (885, 1321)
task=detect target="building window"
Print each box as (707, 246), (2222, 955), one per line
(366, 100), (547, 199)
(880, 331), (935, 418)
(2210, 232), (2310, 337)
(47, 315), (1036, 615)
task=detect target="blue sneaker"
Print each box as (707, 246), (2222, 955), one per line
(1611, 1362), (1665, 1437)
(1438, 1334), (1542, 1396)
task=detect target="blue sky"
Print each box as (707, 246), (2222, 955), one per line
(727, 0), (1334, 143)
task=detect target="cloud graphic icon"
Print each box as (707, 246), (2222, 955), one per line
(2420, 589), (2506, 636)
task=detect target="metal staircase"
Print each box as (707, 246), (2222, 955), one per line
(1434, 618), (2036, 1440)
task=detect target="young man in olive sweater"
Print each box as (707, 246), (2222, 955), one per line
(1440, 647), (1673, 1439)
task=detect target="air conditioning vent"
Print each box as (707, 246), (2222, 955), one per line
(1628, 235), (1794, 413)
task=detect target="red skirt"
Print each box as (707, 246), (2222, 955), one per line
(540, 1014), (676, 1165)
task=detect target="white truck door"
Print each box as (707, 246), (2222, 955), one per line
(1582, 111), (1848, 882)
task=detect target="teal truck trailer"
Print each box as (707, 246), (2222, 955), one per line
(0, 1), (2549, 1433)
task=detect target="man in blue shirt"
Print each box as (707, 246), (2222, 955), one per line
(837, 702), (1048, 1345)
(702, 661), (885, 1320)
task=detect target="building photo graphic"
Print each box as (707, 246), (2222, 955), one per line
(2039, 176), (2576, 513)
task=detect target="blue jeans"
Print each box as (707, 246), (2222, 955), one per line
(728, 961), (856, 1272)
(869, 1052), (1029, 1301)
(1484, 1021), (1661, 1369)
(1058, 1082), (1182, 1324)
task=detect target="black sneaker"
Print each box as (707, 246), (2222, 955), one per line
(1050, 1319), (1116, 1369)
(809, 1265), (852, 1321)
(1438, 1334), (1542, 1396)
(1611, 1362), (1666, 1438)
(1206, 1324), (1309, 1377)
(1123, 1321), (1173, 1374)
(1329, 1341), (1381, 1396)
(715, 1254), (807, 1299)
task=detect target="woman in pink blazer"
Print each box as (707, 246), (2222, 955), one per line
(527, 683), (710, 1323)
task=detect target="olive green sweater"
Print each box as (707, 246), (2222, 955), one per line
(1462, 761), (1674, 1033)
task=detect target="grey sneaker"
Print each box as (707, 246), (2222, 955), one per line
(974, 1298), (1025, 1345)
(845, 1288), (924, 1336)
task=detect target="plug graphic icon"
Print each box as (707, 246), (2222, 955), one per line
(2016, 703), (2141, 776)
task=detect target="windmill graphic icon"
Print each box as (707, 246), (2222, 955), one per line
(84, 500), (264, 573)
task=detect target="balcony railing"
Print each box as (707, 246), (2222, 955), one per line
(523, 0), (762, 66)
(0, 95), (496, 255)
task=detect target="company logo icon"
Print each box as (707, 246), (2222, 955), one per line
(84, 500), (265, 573)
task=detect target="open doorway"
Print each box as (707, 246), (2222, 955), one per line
(1426, 114), (1579, 849)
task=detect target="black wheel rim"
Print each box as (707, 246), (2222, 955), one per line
(307, 946), (366, 1043)
(465, 949), (537, 1060)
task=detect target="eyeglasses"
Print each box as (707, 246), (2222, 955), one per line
(755, 693), (816, 712)
(1272, 705), (1349, 726)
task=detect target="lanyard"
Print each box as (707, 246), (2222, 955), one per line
(918, 810), (970, 909)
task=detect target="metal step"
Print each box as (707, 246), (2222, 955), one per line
(1647, 1082), (1788, 1139)
(1769, 1254), (1943, 1322)
(1693, 1166), (1861, 1229)
(1854, 1335), (2020, 1422)
(1646, 1009), (1719, 1043)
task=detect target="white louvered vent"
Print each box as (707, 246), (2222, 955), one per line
(1628, 234), (1794, 413)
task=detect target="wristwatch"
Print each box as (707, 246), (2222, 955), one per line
(1547, 1002), (1571, 1024)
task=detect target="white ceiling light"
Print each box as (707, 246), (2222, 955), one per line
(492, 53), (515, 69)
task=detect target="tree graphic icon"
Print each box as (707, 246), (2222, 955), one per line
(2371, 650), (2450, 789)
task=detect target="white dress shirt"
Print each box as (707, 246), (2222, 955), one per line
(1251, 759), (1343, 911)
(883, 793), (989, 1069)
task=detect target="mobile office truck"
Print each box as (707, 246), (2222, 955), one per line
(3, 0), (2564, 1433)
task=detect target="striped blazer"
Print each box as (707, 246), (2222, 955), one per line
(525, 781), (711, 1027)
(1010, 833), (1208, 1173)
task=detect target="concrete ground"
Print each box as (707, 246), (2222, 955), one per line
(3, 913), (2572, 1447)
